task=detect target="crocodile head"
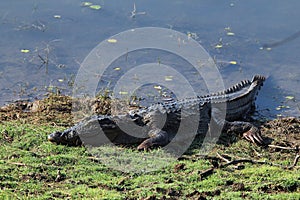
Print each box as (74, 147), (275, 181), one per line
(48, 130), (82, 146)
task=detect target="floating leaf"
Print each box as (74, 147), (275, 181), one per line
(229, 61), (237, 65)
(285, 96), (294, 100)
(276, 105), (290, 110)
(58, 79), (64, 82)
(275, 106), (281, 110)
(215, 44), (223, 49)
(53, 15), (61, 19)
(226, 32), (235, 36)
(20, 49), (30, 53)
(164, 76), (173, 81)
(187, 32), (198, 39)
(82, 2), (93, 6)
(107, 39), (117, 43)
(154, 85), (162, 90)
(114, 67), (121, 71)
(89, 5), (101, 10)
(119, 91), (128, 95)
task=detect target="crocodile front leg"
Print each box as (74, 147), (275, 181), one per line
(137, 129), (169, 150)
(137, 110), (171, 150)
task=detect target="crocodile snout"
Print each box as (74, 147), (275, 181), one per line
(48, 131), (82, 146)
(48, 131), (63, 143)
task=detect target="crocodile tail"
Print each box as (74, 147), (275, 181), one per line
(250, 75), (266, 93)
(224, 75), (266, 119)
(252, 75), (266, 86)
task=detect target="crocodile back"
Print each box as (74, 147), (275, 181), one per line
(131, 75), (266, 121)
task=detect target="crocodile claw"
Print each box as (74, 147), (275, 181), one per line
(137, 130), (169, 150)
(137, 140), (153, 151)
(242, 126), (264, 145)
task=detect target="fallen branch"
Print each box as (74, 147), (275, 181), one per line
(287, 154), (300, 169)
(199, 168), (214, 180)
(268, 144), (298, 151)
(199, 152), (299, 180)
(221, 158), (267, 168)
(216, 152), (230, 163)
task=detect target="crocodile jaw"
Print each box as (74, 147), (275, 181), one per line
(48, 131), (82, 146)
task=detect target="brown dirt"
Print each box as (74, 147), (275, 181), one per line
(261, 117), (300, 149)
(0, 93), (111, 126)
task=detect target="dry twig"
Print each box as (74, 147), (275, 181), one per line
(199, 152), (299, 179)
(268, 144), (298, 151)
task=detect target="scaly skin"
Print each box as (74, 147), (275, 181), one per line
(48, 75), (266, 150)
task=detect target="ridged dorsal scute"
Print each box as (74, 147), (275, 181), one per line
(224, 79), (251, 95)
(226, 87), (234, 93)
(203, 78), (251, 98)
(129, 75), (266, 117)
(242, 80), (249, 85)
(252, 75), (266, 83)
(196, 75), (264, 104)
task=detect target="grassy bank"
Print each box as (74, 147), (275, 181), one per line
(0, 95), (299, 199)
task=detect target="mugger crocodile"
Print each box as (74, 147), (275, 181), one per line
(48, 75), (266, 150)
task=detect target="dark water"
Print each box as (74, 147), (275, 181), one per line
(0, 0), (299, 118)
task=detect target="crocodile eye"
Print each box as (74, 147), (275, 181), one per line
(69, 130), (75, 137)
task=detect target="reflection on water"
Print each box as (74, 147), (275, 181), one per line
(0, 0), (299, 117)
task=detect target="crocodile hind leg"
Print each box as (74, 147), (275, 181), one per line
(137, 129), (169, 150)
(223, 121), (264, 144)
(211, 108), (264, 145)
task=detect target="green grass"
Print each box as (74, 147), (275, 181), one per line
(0, 121), (299, 199)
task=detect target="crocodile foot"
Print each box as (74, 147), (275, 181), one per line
(137, 129), (169, 150)
(225, 121), (264, 145)
(242, 126), (264, 145)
